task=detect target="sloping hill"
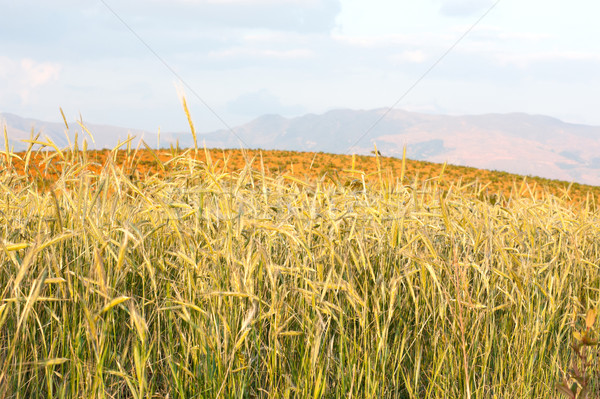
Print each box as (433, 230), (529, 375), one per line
(7, 147), (600, 204)
(3, 109), (600, 185)
(198, 109), (600, 185)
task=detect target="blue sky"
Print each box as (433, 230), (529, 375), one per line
(1, 0), (599, 132)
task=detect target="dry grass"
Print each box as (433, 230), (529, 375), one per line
(1, 136), (600, 397)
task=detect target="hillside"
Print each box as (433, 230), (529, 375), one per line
(3, 109), (600, 186)
(197, 109), (600, 186)
(6, 147), (600, 205)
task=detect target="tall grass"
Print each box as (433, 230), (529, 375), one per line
(0, 138), (599, 398)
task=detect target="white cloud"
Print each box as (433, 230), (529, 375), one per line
(136, 0), (342, 33)
(394, 50), (428, 63)
(438, 0), (496, 17)
(0, 57), (61, 104)
(208, 47), (313, 59)
(171, 0), (321, 3)
(456, 25), (554, 43)
(20, 59), (61, 87)
(495, 51), (600, 68)
(332, 32), (451, 49)
(241, 30), (311, 44)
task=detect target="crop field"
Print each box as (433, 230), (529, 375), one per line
(8, 143), (600, 204)
(1, 138), (600, 397)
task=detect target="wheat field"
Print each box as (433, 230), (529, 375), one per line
(1, 136), (599, 398)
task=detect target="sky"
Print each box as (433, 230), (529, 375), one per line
(1, 0), (600, 133)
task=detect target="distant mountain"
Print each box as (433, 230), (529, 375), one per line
(195, 109), (600, 186)
(2, 109), (600, 186)
(0, 113), (159, 151)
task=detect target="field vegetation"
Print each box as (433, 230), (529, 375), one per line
(1, 133), (600, 397)
(7, 132), (600, 203)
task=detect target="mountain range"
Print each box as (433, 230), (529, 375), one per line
(2, 109), (600, 186)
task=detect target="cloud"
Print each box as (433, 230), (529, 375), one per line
(495, 51), (600, 68)
(20, 59), (62, 87)
(332, 33), (435, 48)
(438, 0), (495, 17)
(208, 48), (313, 60)
(393, 50), (428, 63)
(0, 1), (342, 66)
(117, 0), (342, 33)
(459, 25), (553, 43)
(0, 57), (61, 104)
(168, 0), (321, 4)
(227, 89), (305, 116)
